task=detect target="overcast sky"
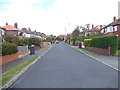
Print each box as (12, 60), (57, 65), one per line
(0, 0), (119, 36)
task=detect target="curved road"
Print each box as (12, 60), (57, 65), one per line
(11, 43), (118, 88)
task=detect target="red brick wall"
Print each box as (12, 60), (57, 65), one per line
(85, 46), (110, 56)
(0, 53), (28, 66)
(5, 30), (18, 36)
(118, 25), (120, 39)
(5, 30), (18, 43)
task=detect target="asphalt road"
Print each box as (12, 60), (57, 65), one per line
(11, 43), (118, 88)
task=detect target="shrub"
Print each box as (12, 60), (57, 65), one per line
(84, 39), (92, 47)
(18, 38), (29, 46)
(1, 42), (18, 56)
(4, 35), (12, 43)
(4, 35), (19, 44)
(75, 41), (78, 46)
(28, 38), (42, 47)
(91, 35), (118, 55)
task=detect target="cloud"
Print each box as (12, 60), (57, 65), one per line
(0, 0), (119, 35)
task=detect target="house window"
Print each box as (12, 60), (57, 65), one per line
(114, 26), (117, 31)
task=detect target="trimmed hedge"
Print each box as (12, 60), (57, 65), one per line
(118, 39), (120, 50)
(1, 42), (18, 56)
(91, 35), (118, 55)
(84, 39), (92, 47)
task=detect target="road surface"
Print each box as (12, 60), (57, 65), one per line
(11, 43), (118, 88)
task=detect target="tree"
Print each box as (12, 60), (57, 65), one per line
(66, 34), (72, 44)
(72, 26), (80, 45)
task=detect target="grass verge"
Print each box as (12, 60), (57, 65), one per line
(113, 50), (120, 56)
(75, 48), (96, 56)
(42, 47), (50, 52)
(0, 56), (39, 87)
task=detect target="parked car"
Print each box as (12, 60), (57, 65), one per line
(56, 40), (59, 44)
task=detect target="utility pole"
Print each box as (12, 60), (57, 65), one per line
(65, 28), (66, 36)
(68, 23), (71, 33)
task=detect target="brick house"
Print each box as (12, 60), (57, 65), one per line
(1, 23), (28, 39)
(101, 16), (120, 37)
(91, 24), (106, 34)
(1, 23), (20, 43)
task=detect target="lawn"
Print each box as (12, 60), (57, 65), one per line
(76, 48), (96, 56)
(0, 56), (39, 87)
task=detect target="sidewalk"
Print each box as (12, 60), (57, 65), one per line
(70, 45), (119, 71)
(2, 45), (53, 73)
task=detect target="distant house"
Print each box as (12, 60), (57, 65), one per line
(90, 24), (106, 36)
(21, 28), (31, 38)
(59, 35), (66, 40)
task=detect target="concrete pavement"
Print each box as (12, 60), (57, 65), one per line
(11, 42), (118, 88)
(2, 45), (52, 73)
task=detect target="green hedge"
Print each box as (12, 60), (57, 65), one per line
(84, 39), (92, 47)
(91, 35), (118, 55)
(118, 39), (120, 50)
(1, 42), (18, 56)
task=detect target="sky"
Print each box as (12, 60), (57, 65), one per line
(0, 0), (119, 36)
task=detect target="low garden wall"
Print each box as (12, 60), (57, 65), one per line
(85, 46), (110, 56)
(0, 53), (28, 66)
(17, 46), (28, 53)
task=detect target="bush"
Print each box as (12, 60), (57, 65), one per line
(18, 38), (29, 46)
(84, 39), (92, 47)
(118, 39), (120, 50)
(1, 42), (18, 56)
(4, 35), (19, 44)
(4, 35), (12, 43)
(28, 38), (42, 47)
(74, 41), (79, 46)
(91, 35), (118, 55)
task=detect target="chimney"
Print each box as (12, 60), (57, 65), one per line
(14, 22), (18, 28)
(92, 24), (94, 29)
(113, 16), (116, 22)
(100, 25), (103, 29)
(28, 27), (31, 31)
(6, 22), (8, 25)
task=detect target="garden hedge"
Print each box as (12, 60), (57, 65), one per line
(118, 39), (120, 50)
(91, 35), (118, 55)
(1, 42), (18, 56)
(84, 39), (92, 47)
